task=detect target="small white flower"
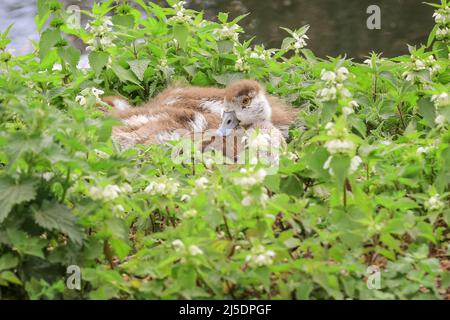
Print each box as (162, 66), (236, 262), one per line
(431, 92), (450, 108)
(241, 196), (253, 206)
(172, 239), (185, 252)
(204, 157), (215, 169)
(245, 245), (276, 267)
(436, 27), (449, 40)
(75, 95), (86, 106)
(103, 185), (122, 200)
(183, 209), (198, 218)
(286, 152), (299, 161)
(424, 194), (445, 211)
(435, 114), (446, 126)
(144, 177), (179, 196)
(317, 86), (337, 101)
(113, 204), (125, 213)
(320, 70), (337, 82)
(349, 100), (359, 108)
(188, 245), (203, 256)
(195, 177), (209, 189)
(342, 106), (354, 116)
(363, 59), (373, 67)
(416, 147), (428, 154)
(336, 67), (349, 82)
(325, 139), (355, 155)
(349, 155), (363, 174)
(42, 172), (54, 181)
(120, 183), (132, 193)
(94, 149), (110, 159)
(180, 194), (191, 202)
(323, 156), (333, 170)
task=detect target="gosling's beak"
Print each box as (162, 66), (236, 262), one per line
(217, 111), (239, 136)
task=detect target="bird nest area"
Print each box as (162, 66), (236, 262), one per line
(0, 0), (449, 300)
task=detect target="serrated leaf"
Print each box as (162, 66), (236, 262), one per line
(129, 59), (150, 81)
(213, 72), (244, 85)
(6, 229), (46, 258)
(39, 28), (61, 60)
(418, 97), (436, 128)
(89, 51), (110, 76)
(0, 178), (36, 223)
(33, 201), (83, 245)
(57, 46), (80, 70)
(0, 253), (19, 272)
(111, 63), (142, 86)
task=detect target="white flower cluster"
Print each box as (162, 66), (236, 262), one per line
(431, 92), (450, 108)
(402, 55), (440, 82)
(317, 67), (352, 102)
(342, 100), (359, 116)
(433, 6), (450, 41)
(249, 45), (275, 61)
(233, 168), (267, 188)
(245, 245), (276, 267)
(324, 139), (356, 154)
(323, 122), (356, 155)
(213, 24), (240, 41)
(431, 92), (449, 128)
(424, 194), (445, 211)
(75, 87), (104, 106)
(144, 177), (180, 196)
(89, 183), (132, 201)
(235, 54), (250, 72)
(172, 239), (204, 256)
(194, 177), (209, 189)
(86, 16), (116, 51)
(433, 6), (450, 24)
(168, 1), (193, 24)
(242, 132), (271, 150)
(241, 188), (269, 207)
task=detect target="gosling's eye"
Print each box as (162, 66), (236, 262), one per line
(242, 96), (250, 107)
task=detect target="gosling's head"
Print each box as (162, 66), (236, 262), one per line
(223, 80), (272, 126)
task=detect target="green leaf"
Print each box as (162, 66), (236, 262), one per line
(33, 201), (83, 245)
(111, 63), (142, 86)
(173, 23), (189, 49)
(6, 229), (46, 258)
(112, 14), (135, 28)
(217, 40), (234, 54)
(57, 46), (81, 70)
(0, 253), (19, 272)
(39, 28), (61, 60)
(418, 97), (436, 128)
(0, 271), (22, 285)
(0, 178), (36, 224)
(129, 59), (150, 81)
(213, 72), (244, 85)
(191, 71), (209, 86)
(89, 51), (110, 76)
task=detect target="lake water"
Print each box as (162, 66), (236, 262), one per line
(0, 0), (436, 60)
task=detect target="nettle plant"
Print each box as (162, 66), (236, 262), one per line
(0, 0), (449, 299)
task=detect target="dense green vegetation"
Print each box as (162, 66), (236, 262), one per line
(0, 0), (449, 299)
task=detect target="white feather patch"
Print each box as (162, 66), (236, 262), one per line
(199, 99), (224, 115)
(190, 113), (208, 132)
(112, 98), (130, 111)
(123, 114), (159, 127)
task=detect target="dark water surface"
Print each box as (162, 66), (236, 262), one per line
(188, 0), (436, 60)
(0, 0), (437, 59)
